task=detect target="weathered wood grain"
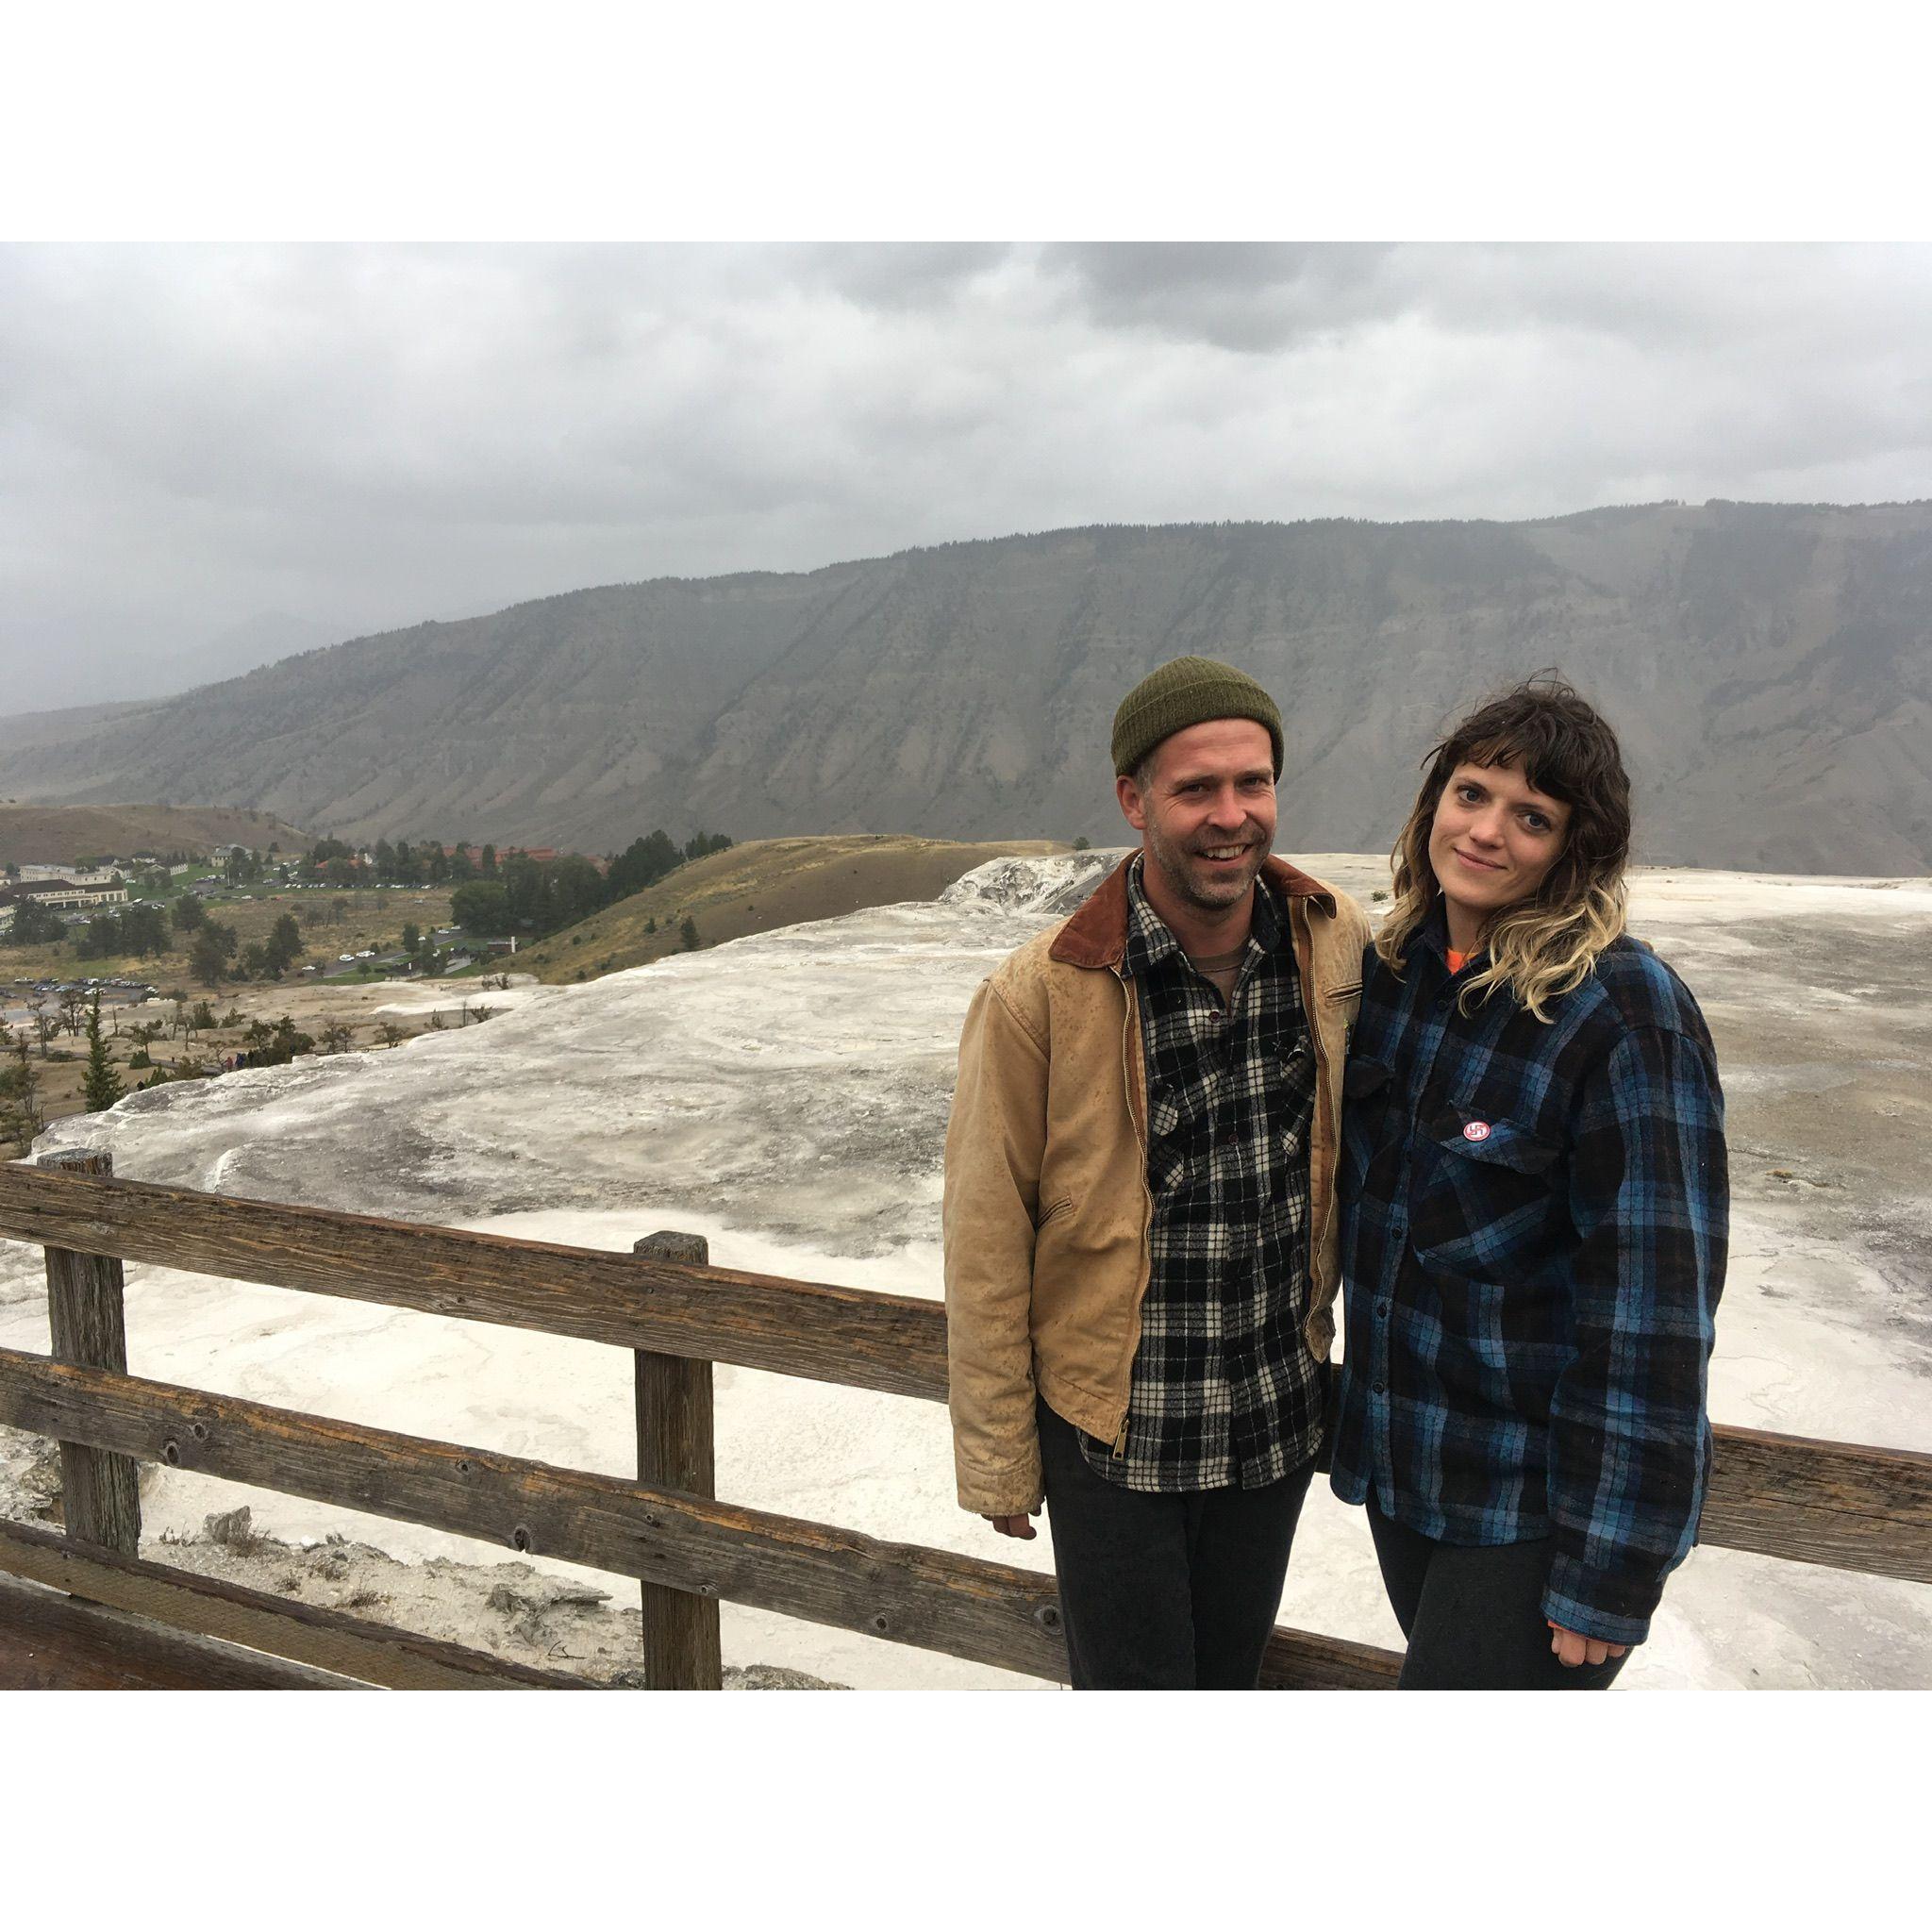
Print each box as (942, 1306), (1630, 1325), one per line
(6, 1166), (1925, 1597)
(0, 1351), (1404, 1687)
(0, 1569), (357, 1690)
(0, 1518), (587, 1690)
(1701, 1424), (1932, 1586)
(0, 1345), (1073, 1680)
(39, 1151), (142, 1557)
(634, 1230), (722, 1690)
(0, 1162), (948, 1400)
(1259, 1624), (1402, 1690)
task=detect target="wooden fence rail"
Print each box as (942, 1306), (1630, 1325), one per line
(0, 1161), (1926, 1688)
(0, 1346), (1394, 1688)
(0, 1519), (579, 1689)
(0, 1162), (946, 1397)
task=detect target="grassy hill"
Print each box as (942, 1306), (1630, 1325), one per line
(515, 834), (1068, 982)
(0, 803), (311, 868)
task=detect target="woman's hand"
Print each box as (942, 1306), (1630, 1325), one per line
(984, 1511), (1040, 1539)
(1549, 1621), (1627, 1668)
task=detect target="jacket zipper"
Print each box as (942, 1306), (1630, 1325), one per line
(1298, 904), (1341, 1278)
(1114, 959), (1152, 1461)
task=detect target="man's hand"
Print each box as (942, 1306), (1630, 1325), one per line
(1549, 1621), (1628, 1669)
(984, 1511), (1040, 1540)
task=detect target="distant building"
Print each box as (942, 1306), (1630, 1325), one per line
(1, 878), (130, 911)
(447, 843), (603, 872)
(18, 863), (124, 887)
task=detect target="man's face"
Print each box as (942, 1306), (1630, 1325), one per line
(1116, 718), (1277, 914)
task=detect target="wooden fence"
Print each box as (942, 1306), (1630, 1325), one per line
(0, 1154), (1927, 1690)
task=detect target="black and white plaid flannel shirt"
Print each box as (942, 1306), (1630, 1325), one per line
(1077, 858), (1322, 1491)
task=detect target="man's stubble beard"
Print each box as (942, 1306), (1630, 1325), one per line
(1143, 813), (1274, 914)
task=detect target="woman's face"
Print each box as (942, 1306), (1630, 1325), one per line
(1427, 759), (1572, 943)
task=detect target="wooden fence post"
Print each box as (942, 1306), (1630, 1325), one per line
(41, 1151), (142, 1556)
(631, 1231), (722, 1689)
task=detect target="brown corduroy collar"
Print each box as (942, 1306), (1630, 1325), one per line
(1048, 853), (1338, 970)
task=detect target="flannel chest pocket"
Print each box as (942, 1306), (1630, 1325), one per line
(1407, 1104), (1568, 1279)
(1339, 1055), (1395, 1199)
(1146, 1087), (1192, 1194)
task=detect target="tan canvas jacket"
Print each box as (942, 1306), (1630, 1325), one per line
(941, 855), (1372, 1518)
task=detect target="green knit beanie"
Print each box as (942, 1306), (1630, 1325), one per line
(1110, 656), (1284, 779)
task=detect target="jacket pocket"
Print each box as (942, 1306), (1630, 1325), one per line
(1422, 1103), (1561, 1175)
(1339, 1054), (1396, 1201)
(1344, 1056), (1392, 1102)
(1323, 982), (1362, 1066)
(1407, 1107), (1568, 1280)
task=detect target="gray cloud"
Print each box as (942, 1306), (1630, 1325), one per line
(4, 242), (1931, 713)
(1039, 242), (1404, 350)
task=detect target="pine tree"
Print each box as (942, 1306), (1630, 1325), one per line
(1, 1029), (45, 1151)
(678, 914), (700, 951)
(188, 927), (229, 986)
(264, 912), (304, 974)
(83, 995), (125, 1113)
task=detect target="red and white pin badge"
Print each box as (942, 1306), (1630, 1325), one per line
(1462, 1120), (1492, 1142)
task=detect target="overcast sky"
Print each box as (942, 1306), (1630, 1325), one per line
(5, 241), (1931, 715)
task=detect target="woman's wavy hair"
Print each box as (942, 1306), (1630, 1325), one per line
(1378, 675), (1631, 1022)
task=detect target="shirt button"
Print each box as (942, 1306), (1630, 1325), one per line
(1376, 1301), (1391, 1319)
(1372, 1381), (1387, 1396)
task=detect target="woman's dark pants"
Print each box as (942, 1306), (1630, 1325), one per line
(1367, 1496), (1630, 1690)
(1037, 1399), (1314, 1690)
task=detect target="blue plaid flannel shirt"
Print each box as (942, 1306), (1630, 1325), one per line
(1329, 906), (1728, 1644)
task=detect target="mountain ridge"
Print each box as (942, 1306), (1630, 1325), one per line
(5, 501), (1929, 873)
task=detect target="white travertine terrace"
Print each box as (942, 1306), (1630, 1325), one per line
(4, 852), (1928, 1688)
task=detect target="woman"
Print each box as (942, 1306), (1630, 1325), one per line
(1328, 677), (1727, 1689)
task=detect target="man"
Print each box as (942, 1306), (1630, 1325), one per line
(943, 656), (1371, 1689)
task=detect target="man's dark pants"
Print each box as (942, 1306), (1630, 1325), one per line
(1036, 1397), (1313, 1690)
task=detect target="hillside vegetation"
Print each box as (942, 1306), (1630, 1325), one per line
(0, 803), (310, 867)
(1, 883), (456, 987)
(515, 834), (1067, 981)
